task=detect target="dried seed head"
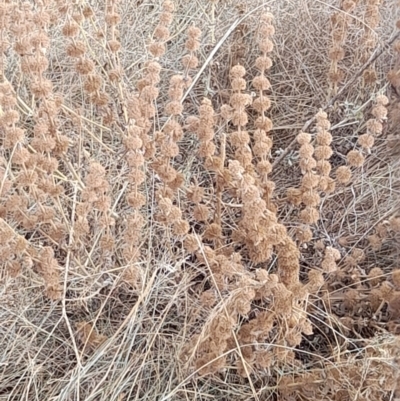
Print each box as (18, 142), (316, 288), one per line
(301, 190), (321, 207)
(162, 0), (175, 12)
(371, 104), (387, 121)
(255, 56), (273, 71)
(286, 187), (303, 206)
(336, 166), (351, 184)
(4, 127), (25, 148)
(149, 42), (166, 58)
(375, 94), (389, 106)
(299, 157), (317, 172)
(316, 131), (332, 146)
(83, 74), (102, 94)
(153, 25), (170, 42)
(296, 225), (313, 243)
(230, 93), (252, 108)
(198, 141), (216, 158)
(231, 111), (248, 126)
(328, 46), (345, 61)
(105, 12), (121, 26)
(107, 40), (121, 53)
(187, 185), (204, 204)
(316, 160), (332, 176)
(184, 234), (199, 253)
(193, 204), (209, 222)
(165, 100), (183, 116)
(389, 216), (400, 232)
(62, 20), (79, 37)
(347, 150), (365, 167)
(363, 68), (377, 85)
(255, 116), (273, 131)
(300, 206), (320, 224)
(367, 267), (384, 286)
(357, 133), (374, 150)
(66, 41), (86, 58)
(257, 160), (272, 176)
(173, 219), (190, 236)
(231, 78), (246, 91)
(296, 132), (312, 145)
(260, 12), (274, 24)
(159, 11), (173, 25)
(259, 39), (274, 53)
(230, 130), (250, 147)
(314, 145), (333, 161)
(392, 270), (400, 289)
(203, 223), (223, 240)
(91, 92), (109, 107)
(252, 96), (271, 113)
(230, 65), (246, 78)
(366, 118), (383, 135)
(252, 75), (271, 91)
(185, 37), (200, 52)
(299, 143), (314, 159)
(301, 172), (319, 189)
(181, 54), (198, 69)
(328, 69), (344, 84)
(75, 58), (95, 75)
(82, 6), (94, 18)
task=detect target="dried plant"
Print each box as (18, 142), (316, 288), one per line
(0, 1), (399, 401)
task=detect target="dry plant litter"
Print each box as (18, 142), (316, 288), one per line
(0, 0), (400, 400)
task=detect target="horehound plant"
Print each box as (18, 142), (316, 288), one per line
(328, 0), (359, 96)
(0, 1), (400, 401)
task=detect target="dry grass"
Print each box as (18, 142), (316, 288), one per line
(1, 0), (400, 400)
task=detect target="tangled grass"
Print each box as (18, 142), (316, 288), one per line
(0, 1), (400, 400)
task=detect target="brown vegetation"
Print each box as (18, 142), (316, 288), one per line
(0, 0), (399, 400)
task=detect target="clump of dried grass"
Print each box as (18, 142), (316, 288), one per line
(0, 1), (399, 400)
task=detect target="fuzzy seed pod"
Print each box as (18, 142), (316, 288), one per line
(75, 58), (95, 75)
(299, 157), (317, 173)
(184, 234), (199, 253)
(107, 40), (121, 53)
(328, 46), (345, 61)
(299, 144), (314, 159)
(203, 223), (223, 241)
(366, 119), (383, 135)
(375, 95), (389, 106)
(181, 54), (199, 69)
(367, 267), (384, 286)
(173, 219), (190, 236)
(392, 270), (400, 289)
(193, 204), (209, 222)
(371, 104), (387, 121)
(287, 187), (303, 206)
(300, 206), (320, 224)
(149, 42), (166, 58)
(357, 133), (374, 150)
(347, 150), (365, 167)
(316, 160), (332, 176)
(105, 12), (121, 26)
(314, 145), (333, 161)
(296, 225), (313, 243)
(259, 39), (274, 53)
(252, 76), (271, 91)
(62, 21), (79, 37)
(301, 172), (319, 189)
(336, 165), (352, 184)
(316, 131), (332, 146)
(255, 56), (273, 70)
(296, 132), (312, 145)
(301, 190), (320, 207)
